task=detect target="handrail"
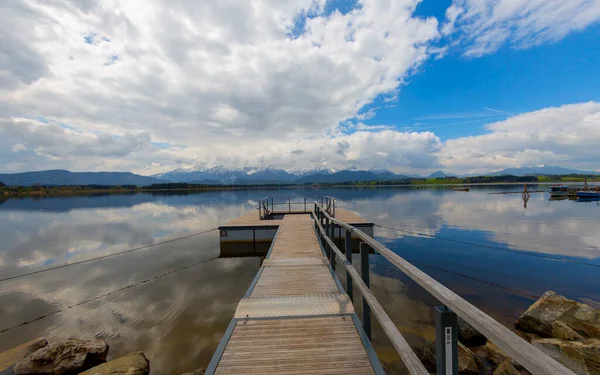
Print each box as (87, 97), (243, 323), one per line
(315, 203), (575, 375)
(258, 196), (335, 219)
(314, 213), (429, 375)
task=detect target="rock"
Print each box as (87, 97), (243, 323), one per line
(24, 339), (49, 357)
(473, 341), (509, 367)
(532, 338), (600, 375)
(13, 339), (109, 375)
(516, 291), (600, 339)
(457, 317), (487, 346)
(514, 329), (542, 344)
(553, 321), (585, 341)
(422, 339), (481, 374)
(80, 352), (149, 375)
(493, 360), (521, 375)
(0, 339), (47, 373)
(182, 369), (205, 375)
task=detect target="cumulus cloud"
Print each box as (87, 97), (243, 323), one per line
(439, 102), (600, 174)
(444, 0), (600, 57)
(0, 0), (446, 174)
(2, 1), (599, 175)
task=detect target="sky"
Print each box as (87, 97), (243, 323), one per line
(1, 0), (600, 176)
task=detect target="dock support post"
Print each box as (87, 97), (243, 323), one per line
(288, 197), (291, 213)
(345, 229), (353, 301)
(435, 306), (458, 375)
(325, 217), (331, 259)
(360, 243), (371, 339)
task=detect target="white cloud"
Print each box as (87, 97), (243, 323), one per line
(444, 0), (600, 57)
(2, 1), (599, 175)
(439, 102), (600, 174)
(0, 0), (444, 174)
(12, 143), (27, 152)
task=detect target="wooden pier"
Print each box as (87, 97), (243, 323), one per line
(208, 196), (576, 375)
(207, 213), (383, 374)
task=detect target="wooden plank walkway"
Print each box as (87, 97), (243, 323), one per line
(207, 214), (383, 375)
(222, 208), (368, 227)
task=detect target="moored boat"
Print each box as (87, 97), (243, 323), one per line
(453, 187), (470, 192)
(576, 191), (600, 198)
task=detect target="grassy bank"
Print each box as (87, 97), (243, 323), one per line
(2, 174), (599, 199)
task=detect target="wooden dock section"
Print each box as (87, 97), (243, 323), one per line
(207, 213), (384, 375)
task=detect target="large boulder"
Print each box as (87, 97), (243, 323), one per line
(422, 339), (481, 374)
(13, 339), (109, 375)
(516, 291), (600, 339)
(532, 338), (600, 375)
(457, 317), (487, 346)
(80, 352), (149, 375)
(0, 339), (47, 373)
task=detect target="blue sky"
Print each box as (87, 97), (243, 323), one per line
(2, 0), (600, 175)
(357, 1), (600, 140)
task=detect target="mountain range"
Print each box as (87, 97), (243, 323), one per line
(0, 170), (162, 186)
(0, 165), (597, 186)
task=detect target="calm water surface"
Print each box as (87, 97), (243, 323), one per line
(1, 186), (599, 374)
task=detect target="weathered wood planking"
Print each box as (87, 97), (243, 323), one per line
(268, 215), (322, 258)
(214, 317), (374, 375)
(223, 212), (283, 226)
(210, 212), (379, 375)
(221, 208), (368, 227)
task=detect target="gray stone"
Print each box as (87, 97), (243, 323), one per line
(24, 339), (48, 357)
(13, 339), (109, 375)
(532, 338), (600, 375)
(422, 339), (481, 374)
(457, 317), (487, 346)
(80, 352), (149, 375)
(492, 359), (521, 375)
(472, 341), (509, 367)
(516, 291), (600, 339)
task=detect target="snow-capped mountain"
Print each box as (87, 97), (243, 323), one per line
(154, 166), (335, 183)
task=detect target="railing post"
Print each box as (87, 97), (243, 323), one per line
(435, 306), (458, 375)
(304, 197), (306, 212)
(345, 228), (353, 301)
(360, 242), (371, 339)
(288, 197), (291, 213)
(259, 201), (262, 219)
(325, 217), (331, 259)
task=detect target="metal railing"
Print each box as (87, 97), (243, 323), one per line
(313, 203), (575, 375)
(258, 196), (335, 219)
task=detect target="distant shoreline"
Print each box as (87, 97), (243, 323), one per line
(2, 178), (599, 199)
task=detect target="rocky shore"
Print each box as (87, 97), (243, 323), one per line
(2, 290), (597, 374)
(421, 290), (600, 374)
(0, 338), (205, 375)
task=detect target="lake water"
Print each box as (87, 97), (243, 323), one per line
(1, 186), (599, 374)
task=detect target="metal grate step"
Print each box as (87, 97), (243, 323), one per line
(234, 293), (354, 318)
